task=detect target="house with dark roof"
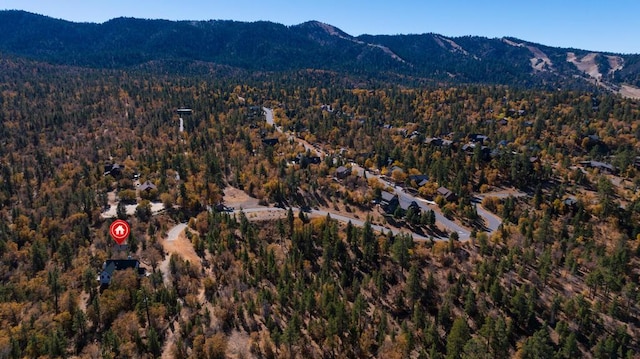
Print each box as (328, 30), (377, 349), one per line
(262, 138), (279, 146)
(138, 180), (157, 192)
(462, 143), (492, 160)
(214, 203), (234, 212)
(468, 134), (489, 144)
(437, 186), (457, 202)
(293, 153), (321, 167)
(425, 137), (453, 147)
(562, 197), (579, 213)
(99, 259), (145, 286)
(380, 191), (400, 214)
(320, 104), (334, 112)
(587, 134), (601, 143)
(308, 156), (321, 164)
(462, 143), (477, 152)
(580, 160), (618, 175)
(248, 106), (263, 116)
(104, 163), (123, 177)
(336, 166), (352, 179)
(563, 197), (578, 207)
(399, 198), (421, 213)
(378, 190), (421, 216)
(408, 174), (429, 188)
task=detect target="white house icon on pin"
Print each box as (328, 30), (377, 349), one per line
(110, 219), (130, 245)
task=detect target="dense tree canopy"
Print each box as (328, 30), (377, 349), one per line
(0, 55), (638, 357)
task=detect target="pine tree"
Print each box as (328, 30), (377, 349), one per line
(446, 317), (470, 359)
(520, 328), (553, 359)
(48, 266), (62, 313)
(31, 240), (47, 273)
(406, 263), (421, 304)
(59, 238), (73, 270)
(116, 201), (127, 220)
(559, 331), (579, 359)
(362, 217), (377, 267)
(147, 327), (162, 358)
(391, 234), (411, 270)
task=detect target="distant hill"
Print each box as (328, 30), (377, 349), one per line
(1, 10), (639, 95)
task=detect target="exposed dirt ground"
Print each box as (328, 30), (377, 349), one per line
(620, 84), (640, 99)
(158, 224), (200, 287)
(161, 231), (200, 267)
(223, 186), (261, 209)
(567, 52), (601, 80)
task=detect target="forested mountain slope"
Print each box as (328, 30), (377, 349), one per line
(0, 10), (639, 93)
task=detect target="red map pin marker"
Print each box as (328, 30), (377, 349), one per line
(109, 219), (130, 245)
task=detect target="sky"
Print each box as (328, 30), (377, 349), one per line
(1, 0), (638, 54)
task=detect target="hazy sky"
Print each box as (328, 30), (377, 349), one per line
(1, 0), (638, 54)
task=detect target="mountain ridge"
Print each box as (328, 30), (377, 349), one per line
(1, 10), (639, 95)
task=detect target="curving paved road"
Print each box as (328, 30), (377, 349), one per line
(475, 205), (501, 233)
(473, 190), (527, 233)
(261, 107), (520, 241)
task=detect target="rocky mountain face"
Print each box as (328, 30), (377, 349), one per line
(1, 10), (639, 94)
